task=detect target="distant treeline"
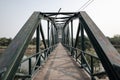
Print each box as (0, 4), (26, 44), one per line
(0, 35), (120, 49)
(0, 37), (12, 46)
(107, 35), (120, 48)
(0, 37), (44, 46)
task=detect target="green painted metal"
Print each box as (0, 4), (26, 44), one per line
(36, 25), (41, 66)
(29, 58), (32, 75)
(0, 11), (58, 80)
(80, 11), (120, 80)
(81, 23), (85, 66)
(63, 44), (104, 79)
(47, 20), (50, 47)
(47, 20), (50, 55)
(74, 19), (81, 48)
(91, 56), (95, 80)
(39, 21), (47, 49)
(51, 25), (54, 46)
(0, 12), (40, 80)
(0, 11), (120, 80)
(66, 25), (70, 45)
(60, 11), (120, 80)
(71, 20), (73, 47)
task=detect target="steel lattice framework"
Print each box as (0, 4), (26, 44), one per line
(0, 11), (120, 80)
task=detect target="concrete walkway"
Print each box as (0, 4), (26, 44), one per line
(33, 43), (90, 80)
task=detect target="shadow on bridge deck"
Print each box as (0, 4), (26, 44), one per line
(33, 43), (90, 80)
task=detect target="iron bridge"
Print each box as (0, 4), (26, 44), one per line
(0, 11), (120, 80)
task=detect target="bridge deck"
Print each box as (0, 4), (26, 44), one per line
(33, 43), (90, 80)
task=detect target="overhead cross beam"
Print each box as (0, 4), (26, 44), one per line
(0, 11), (120, 80)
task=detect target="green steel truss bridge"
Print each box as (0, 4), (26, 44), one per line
(0, 11), (120, 80)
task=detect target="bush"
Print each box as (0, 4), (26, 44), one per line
(0, 37), (12, 46)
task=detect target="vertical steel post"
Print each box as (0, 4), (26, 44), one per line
(74, 19), (81, 48)
(29, 58), (32, 75)
(49, 24), (52, 48)
(67, 25), (69, 45)
(39, 22), (47, 58)
(81, 24), (85, 66)
(47, 21), (50, 55)
(64, 27), (66, 44)
(39, 23), (47, 49)
(53, 27), (56, 44)
(51, 24), (54, 46)
(56, 29), (58, 44)
(63, 28), (65, 44)
(71, 20), (73, 47)
(47, 20), (49, 47)
(68, 25), (70, 45)
(36, 25), (41, 66)
(91, 56), (94, 80)
(81, 24), (85, 51)
(71, 20), (73, 56)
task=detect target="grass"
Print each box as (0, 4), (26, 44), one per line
(0, 46), (7, 49)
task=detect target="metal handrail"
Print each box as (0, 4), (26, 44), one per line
(64, 44), (99, 59)
(0, 11), (57, 80)
(21, 46), (54, 63)
(0, 12), (40, 80)
(62, 11), (120, 80)
(63, 44), (105, 79)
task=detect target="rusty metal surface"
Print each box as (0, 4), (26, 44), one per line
(33, 43), (90, 80)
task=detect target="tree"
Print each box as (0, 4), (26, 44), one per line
(108, 35), (120, 48)
(30, 37), (36, 45)
(76, 36), (92, 50)
(0, 37), (12, 46)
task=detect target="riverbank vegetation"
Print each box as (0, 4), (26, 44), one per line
(0, 35), (120, 54)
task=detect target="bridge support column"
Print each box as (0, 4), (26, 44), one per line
(81, 23), (85, 67)
(74, 19), (81, 48)
(71, 20), (73, 56)
(36, 25), (41, 66)
(71, 20), (73, 47)
(47, 20), (50, 48)
(47, 21), (50, 55)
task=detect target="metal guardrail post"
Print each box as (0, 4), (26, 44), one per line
(36, 25), (41, 67)
(91, 56), (95, 80)
(80, 11), (120, 80)
(29, 58), (32, 75)
(0, 12), (40, 80)
(47, 20), (50, 55)
(71, 20), (73, 47)
(81, 23), (85, 66)
(39, 21), (47, 49)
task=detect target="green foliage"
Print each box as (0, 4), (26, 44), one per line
(107, 35), (120, 53)
(0, 37), (12, 46)
(108, 35), (120, 46)
(29, 37), (47, 47)
(30, 37), (36, 45)
(76, 36), (92, 50)
(0, 37), (48, 47)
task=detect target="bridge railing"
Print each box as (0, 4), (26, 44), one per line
(62, 11), (120, 80)
(63, 44), (106, 80)
(0, 11), (120, 80)
(0, 12), (57, 80)
(15, 45), (57, 79)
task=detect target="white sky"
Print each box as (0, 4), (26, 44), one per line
(0, 0), (120, 38)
